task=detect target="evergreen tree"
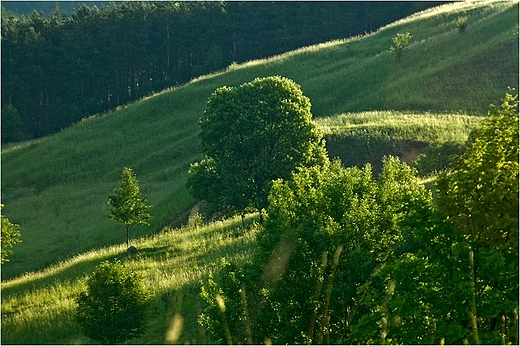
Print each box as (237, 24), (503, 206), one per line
(1, 1), (434, 143)
(108, 167), (151, 248)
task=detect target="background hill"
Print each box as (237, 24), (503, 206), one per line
(1, 1), (518, 281)
(1, 1), (437, 142)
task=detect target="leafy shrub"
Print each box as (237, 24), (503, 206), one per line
(351, 196), (519, 344)
(199, 157), (432, 344)
(75, 260), (151, 344)
(390, 32), (413, 61)
(1, 204), (21, 264)
(187, 212), (205, 229)
(412, 141), (466, 176)
(199, 258), (257, 344)
(437, 91), (519, 251)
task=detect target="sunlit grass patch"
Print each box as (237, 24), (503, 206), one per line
(317, 111), (482, 143)
(1, 214), (260, 344)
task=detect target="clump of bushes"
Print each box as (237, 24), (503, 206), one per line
(75, 260), (151, 344)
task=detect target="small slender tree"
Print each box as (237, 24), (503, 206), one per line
(390, 32), (413, 62)
(456, 16), (468, 33)
(1, 204), (21, 263)
(108, 167), (151, 248)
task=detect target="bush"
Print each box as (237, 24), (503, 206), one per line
(199, 157), (432, 344)
(1, 204), (21, 264)
(75, 260), (151, 344)
(390, 32), (413, 62)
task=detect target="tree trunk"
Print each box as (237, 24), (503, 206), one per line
(126, 225), (129, 248)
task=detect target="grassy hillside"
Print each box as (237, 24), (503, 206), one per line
(317, 110), (482, 174)
(1, 215), (261, 344)
(1, 1), (518, 281)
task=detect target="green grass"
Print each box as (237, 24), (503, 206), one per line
(1, 214), (260, 344)
(0, 0), (517, 309)
(316, 111), (483, 174)
(318, 111), (482, 143)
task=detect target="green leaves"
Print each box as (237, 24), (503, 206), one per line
(108, 167), (151, 246)
(390, 32), (413, 62)
(255, 157), (431, 343)
(75, 260), (151, 344)
(188, 76), (328, 218)
(437, 91), (519, 251)
(1, 204), (22, 264)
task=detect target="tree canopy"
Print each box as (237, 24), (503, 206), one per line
(187, 76), (328, 218)
(199, 157), (436, 344)
(437, 91), (519, 251)
(1, 204), (22, 264)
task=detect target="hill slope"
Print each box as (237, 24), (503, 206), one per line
(1, 215), (261, 344)
(1, 1), (518, 279)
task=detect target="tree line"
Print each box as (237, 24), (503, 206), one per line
(1, 1), (441, 143)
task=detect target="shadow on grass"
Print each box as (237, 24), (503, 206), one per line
(1, 247), (129, 298)
(1, 216), (261, 344)
(1, 277), (210, 345)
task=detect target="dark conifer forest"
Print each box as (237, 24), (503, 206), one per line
(1, 1), (442, 143)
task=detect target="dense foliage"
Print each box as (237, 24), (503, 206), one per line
(188, 76), (327, 218)
(437, 91), (519, 251)
(108, 167), (152, 248)
(75, 260), (151, 344)
(198, 93), (519, 344)
(1, 1), (437, 142)
(412, 140), (467, 176)
(199, 157), (435, 343)
(0, 205), (21, 264)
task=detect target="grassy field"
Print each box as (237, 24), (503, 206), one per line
(317, 111), (483, 174)
(1, 2), (518, 342)
(1, 214), (261, 344)
(2, 0), (516, 280)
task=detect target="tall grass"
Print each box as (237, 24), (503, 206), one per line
(317, 111), (482, 174)
(1, 1), (517, 279)
(317, 111), (482, 143)
(1, 214), (260, 344)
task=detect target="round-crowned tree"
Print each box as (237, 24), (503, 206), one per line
(75, 260), (151, 344)
(187, 76), (328, 218)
